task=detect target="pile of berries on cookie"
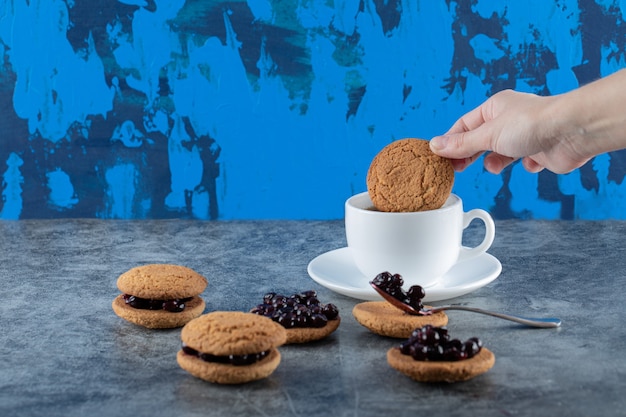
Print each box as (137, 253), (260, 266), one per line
(398, 325), (483, 362)
(250, 290), (339, 329)
(250, 290), (341, 344)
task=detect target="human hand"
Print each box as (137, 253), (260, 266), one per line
(429, 89), (591, 174)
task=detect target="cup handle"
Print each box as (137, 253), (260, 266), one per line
(457, 209), (495, 262)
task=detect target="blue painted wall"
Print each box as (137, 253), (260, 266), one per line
(0, 0), (625, 220)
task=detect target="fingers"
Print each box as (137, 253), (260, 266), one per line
(482, 153), (516, 174)
(449, 158), (470, 172)
(450, 153), (542, 174)
(431, 90), (551, 174)
(521, 157), (544, 173)
(430, 103), (494, 159)
(450, 153), (537, 174)
(448, 152), (484, 172)
(430, 126), (493, 161)
(444, 103), (490, 134)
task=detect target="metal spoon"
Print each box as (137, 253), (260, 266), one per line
(370, 282), (562, 328)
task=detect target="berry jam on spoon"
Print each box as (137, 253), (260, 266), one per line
(370, 272), (561, 328)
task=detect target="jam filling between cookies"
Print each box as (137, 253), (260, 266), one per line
(399, 325), (483, 362)
(182, 344), (270, 366)
(123, 294), (192, 313)
(251, 290), (339, 329)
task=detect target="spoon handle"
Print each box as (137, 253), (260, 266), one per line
(431, 306), (562, 328)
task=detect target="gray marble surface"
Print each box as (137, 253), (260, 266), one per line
(1, 219), (625, 417)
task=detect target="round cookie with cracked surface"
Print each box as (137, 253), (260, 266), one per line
(116, 264), (207, 299)
(352, 301), (448, 338)
(112, 264), (207, 329)
(387, 346), (495, 383)
(367, 138), (454, 212)
(177, 311), (287, 384)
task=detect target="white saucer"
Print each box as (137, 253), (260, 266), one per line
(307, 247), (502, 302)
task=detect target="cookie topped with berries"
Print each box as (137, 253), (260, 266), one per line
(251, 290), (340, 344)
(387, 325), (495, 383)
(112, 264), (207, 329)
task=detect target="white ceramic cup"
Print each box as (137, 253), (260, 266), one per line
(345, 192), (495, 288)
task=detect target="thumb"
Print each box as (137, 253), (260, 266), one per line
(430, 127), (492, 160)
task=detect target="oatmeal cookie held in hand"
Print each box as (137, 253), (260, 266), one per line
(367, 138), (454, 212)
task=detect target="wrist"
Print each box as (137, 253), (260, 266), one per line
(554, 69), (626, 158)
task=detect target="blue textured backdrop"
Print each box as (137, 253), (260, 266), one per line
(0, 0), (625, 220)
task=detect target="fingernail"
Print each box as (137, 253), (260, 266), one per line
(430, 136), (448, 151)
